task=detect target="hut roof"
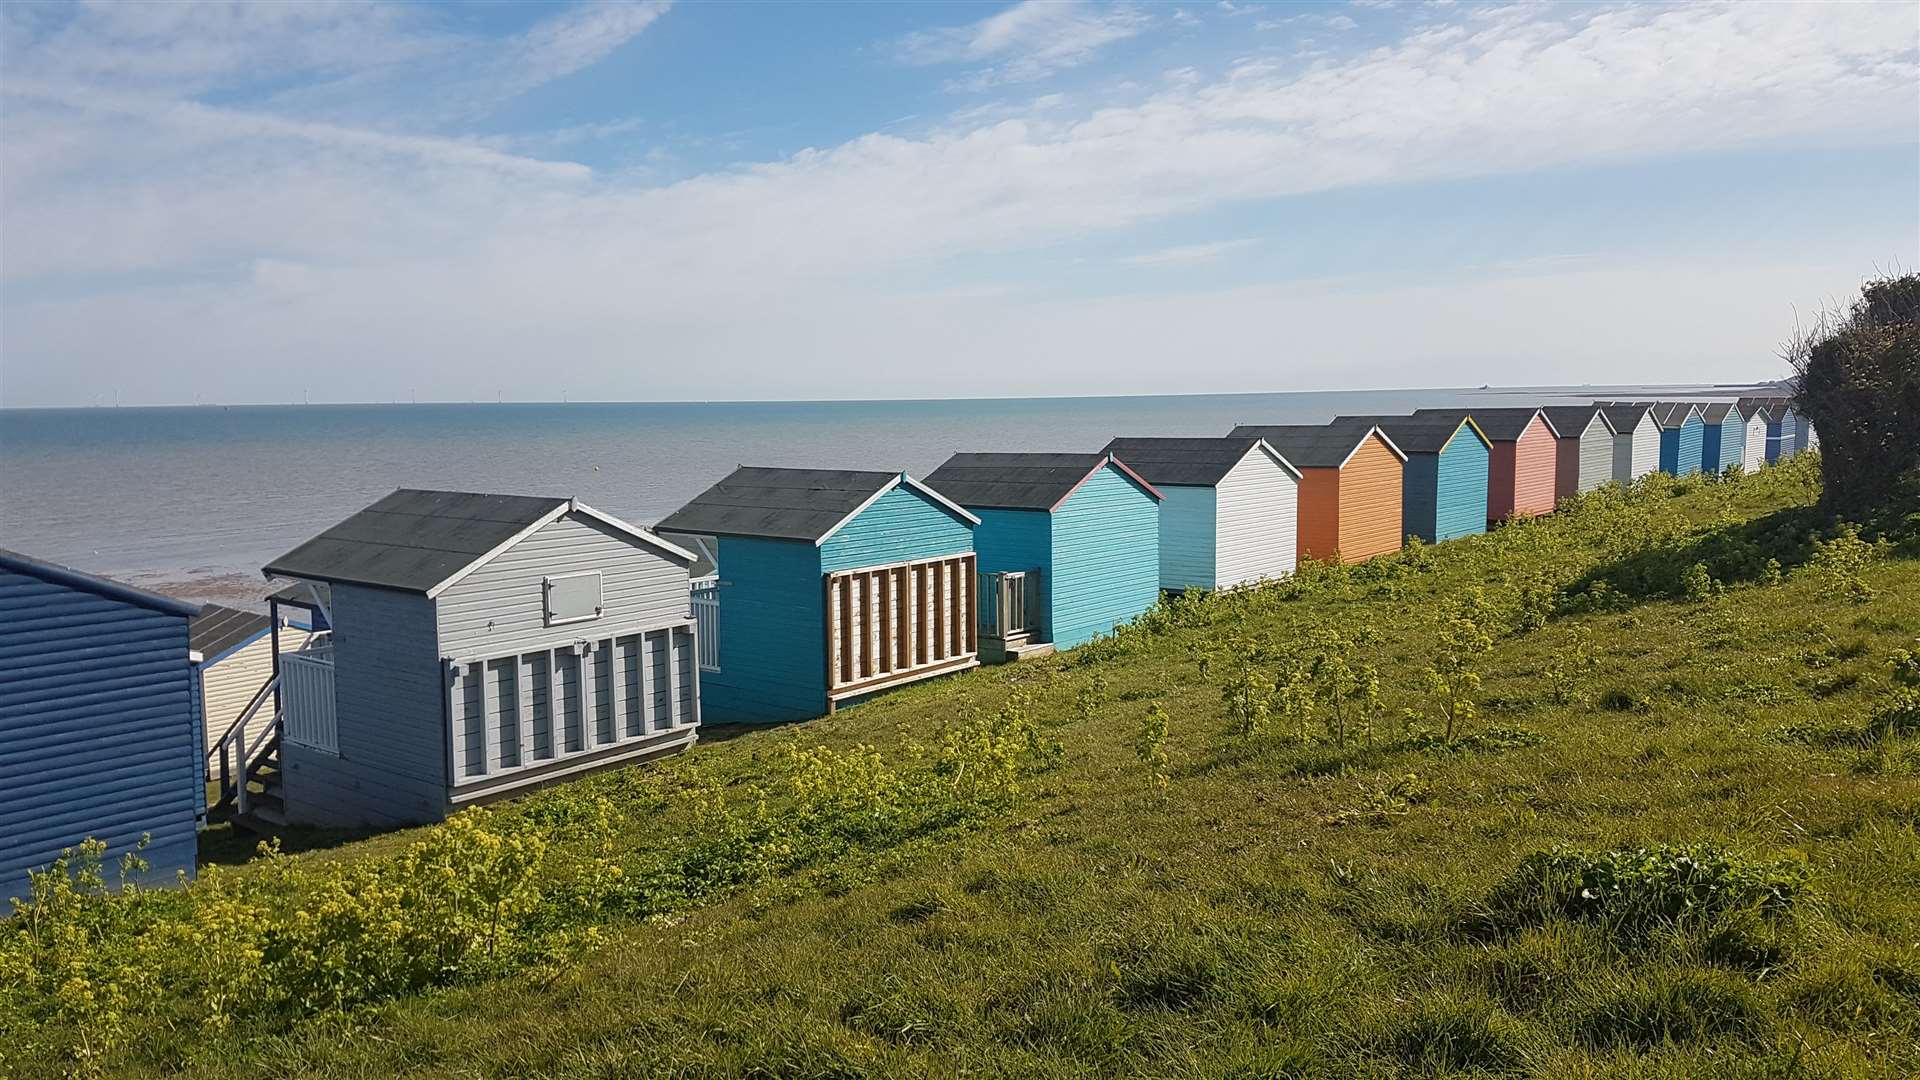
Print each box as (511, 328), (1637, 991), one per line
(1600, 403), (1657, 432)
(1699, 402), (1738, 424)
(267, 489), (691, 597)
(657, 467), (979, 545)
(1541, 405), (1612, 437)
(925, 453), (1162, 512)
(1228, 420), (1407, 468)
(1418, 407), (1552, 441)
(1650, 402), (1702, 429)
(189, 605), (271, 664)
(0, 548), (200, 619)
(1332, 412), (1487, 455)
(1100, 436), (1299, 486)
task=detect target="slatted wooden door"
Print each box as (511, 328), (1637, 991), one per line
(826, 553), (977, 702)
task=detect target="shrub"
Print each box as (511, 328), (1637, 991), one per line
(1787, 270), (1920, 518)
(1473, 844), (1807, 941)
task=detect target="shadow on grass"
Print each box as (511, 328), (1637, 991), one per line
(198, 819), (387, 866)
(1562, 505), (1825, 610)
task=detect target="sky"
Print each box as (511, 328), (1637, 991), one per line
(0, 0), (1915, 408)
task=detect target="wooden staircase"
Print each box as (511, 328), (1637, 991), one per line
(209, 675), (287, 833)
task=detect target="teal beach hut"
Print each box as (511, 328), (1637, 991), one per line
(1698, 403), (1745, 474)
(1334, 412), (1490, 544)
(1652, 403), (1705, 476)
(925, 452), (1162, 660)
(657, 468), (981, 722)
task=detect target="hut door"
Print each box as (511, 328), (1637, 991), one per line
(826, 553), (977, 702)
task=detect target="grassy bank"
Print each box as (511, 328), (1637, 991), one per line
(5, 456), (1919, 1079)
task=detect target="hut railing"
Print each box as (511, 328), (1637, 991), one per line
(690, 578), (720, 673)
(281, 647), (338, 754)
(979, 569), (1037, 643)
(825, 552), (978, 704)
(211, 673), (280, 813)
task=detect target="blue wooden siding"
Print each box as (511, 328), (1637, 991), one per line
(1048, 465), (1161, 649)
(0, 568), (199, 910)
(971, 508), (1053, 639)
(702, 537), (825, 724)
(819, 484), (974, 574)
(1400, 454), (1440, 543)
(1434, 427), (1491, 542)
(1660, 415), (1705, 476)
(1702, 419), (1744, 474)
(1765, 418), (1788, 463)
(1156, 486), (1216, 590)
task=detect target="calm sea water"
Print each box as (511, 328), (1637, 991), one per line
(0, 385), (1754, 600)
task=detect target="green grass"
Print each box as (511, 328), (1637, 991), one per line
(9, 456), (1920, 1079)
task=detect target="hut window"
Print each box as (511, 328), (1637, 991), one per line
(543, 571), (603, 626)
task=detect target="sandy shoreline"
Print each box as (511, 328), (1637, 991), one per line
(122, 569), (276, 612)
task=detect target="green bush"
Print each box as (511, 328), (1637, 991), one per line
(1473, 844), (1807, 941)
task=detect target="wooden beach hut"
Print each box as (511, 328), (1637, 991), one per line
(261, 489), (701, 829)
(1540, 405), (1616, 500)
(192, 605), (313, 766)
(925, 452), (1162, 658)
(1334, 412), (1489, 544)
(1651, 402), (1706, 476)
(1601, 403), (1661, 485)
(1100, 436), (1300, 592)
(657, 467), (980, 723)
(1698, 403), (1746, 475)
(1734, 399), (1771, 472)
(0, 548), (204, 910)
(1792, 411), (1819, 455)
(1420, 407), (1556, 524)
(1228, 420), (1406, 563)
(1752, 400), (1799, 463)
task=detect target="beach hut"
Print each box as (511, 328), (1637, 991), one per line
(1540, 405), (1616, 499)
(924, 452), (1161, 658)
(1601, 403), (1661, 485)
(1228, 420), (1406, 563)
(1793, 410), (1819, 455)
(192, 605), (313, 767)
(261, 489), (701, 829)
(1100, 436), (1300, 591)
(1420, 407), (1557, 524)
(1698, 403), (1746, 475)
(1333, 412), (1489, 544)
(1761, 401), (1798, 462)
(657, 467), (980, 723)
(1733, 399), (1771, 472)
(1651, 403), (1706, 476)
(0, 548), (204, 910)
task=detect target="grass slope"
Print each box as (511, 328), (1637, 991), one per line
(9, 457), (1920, 1079)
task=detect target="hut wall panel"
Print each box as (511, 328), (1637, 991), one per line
(200, 625), (312, 758)
(0, 569), (199, 910)
(1434, 427), (1491, 543)
(1553, 437), (1581, 502)
(1741, 416), (1768, 471)
(1488, 442), (1517, 521)
(819, 485), (974, 574)
(700, 537), (825, 724)
(436, 512), (691, 660)
(1660, 416), (1704, 476)
(1049, 465), (1161, 649)
(1715, 419), (1745, 472)
(1295, 469), (1342, 563)
(1701, 422), (1726, 475)
(1157, 485), (1217, 590)
(1214, 447), (1297, 587)
(1765, 418), (1788, 462)
(1794, 414), (1816, 453)
(1400, 453), (1439, 543)
(1614, 422), (1660, 484)
(970, 508), (1052, 639)
(285, 583), (449, 826)
(1578, 416), (1614, 494)
(1336, 434), (1403, 562)
(1510, 416), (1559, 518)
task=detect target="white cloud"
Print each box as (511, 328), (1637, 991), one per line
(1119, 239), (1258, 265)
(2, 1), (1916, 405)
(897, 1), (1151, 88)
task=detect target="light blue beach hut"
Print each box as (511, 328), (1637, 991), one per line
(925, 452), (1163, 659)
(1653, 402), (1705, 476)
(1761, 400), (1798, 463)
(657, 467), (981, 722)
(1335, 412), (1490, 544)
(0, 549), (204, 911)
(1698, 402), (1745, 475)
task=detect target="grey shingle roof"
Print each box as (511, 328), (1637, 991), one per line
(1650, 402), (1701, 429)
(656, 467), (906, 542)
(1736, 395), (1790, 421)
(1417, 407), (1545, 441)
(1600, 403), (1656, 432)
(1101, 437), (1286, 486)
(1699, 402), (1737, 424)
(925, 453), (1119, 511)
(1228, 419), (1397, 468)
(190, 605), (271, 663)
(264, 489), (566, 594)
(1332, 412), (1481, 455)
(1541, 405), (1608, 437)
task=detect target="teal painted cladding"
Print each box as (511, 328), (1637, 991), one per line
(819, 485), (974, 573)
(704, 537), (825, 723)
(1158, 485), (1217, 590)
(971, 508), (1053, 638)
(1401, 454), (1439, 543)
(1660, 416), (1704, 476)
(1048, 466), (1161, 649)
(1434, 431), (1490, 542)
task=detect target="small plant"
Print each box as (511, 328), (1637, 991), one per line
(1326, 772), (1432, 826)
(1807, 523), (1880, 603)
(1425, 590), (1495, 742)
(1220, 663), (1276, 738)
(1134, 704), (1171, 790)
(1074, 671), (1107, 725)
(1679, 561), (1718, 602)
(1544, 625), (1598, 706)
(1475, 844), (1808, 941)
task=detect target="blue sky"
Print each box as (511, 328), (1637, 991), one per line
(1, 0), (1914, 407)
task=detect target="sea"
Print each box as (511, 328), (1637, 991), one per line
(0, 384), (1766, 607)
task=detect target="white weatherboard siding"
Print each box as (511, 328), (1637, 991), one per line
(1614, 423), (1660, 484)
(200, 624), (312, 758)
(437, 512), (692, 659)
(1157, 485), (1217, 591)
(1742, 415), (1768, 471)
(1213, 446), (1298, 588)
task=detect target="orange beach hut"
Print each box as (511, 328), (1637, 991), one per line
(1229, 420), (1406, 563)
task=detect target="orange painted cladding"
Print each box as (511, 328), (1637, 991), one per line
(1511, 415), (1558, 517)
(1296, 468), (1341, 563)
(1336, 433), (1404, 562)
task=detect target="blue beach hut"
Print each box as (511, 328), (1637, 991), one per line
(1698, 403), (1745, 475)
(1, 549), (204, 911)
(657, 468), (981, 722)
(925, 452), (1163, 659)
(1335, 412), (1490, 544)
(1652, 403), (1705, 476)
(1760, 400), (1798, 463)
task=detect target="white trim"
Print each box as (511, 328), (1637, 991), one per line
(1246, 438), (1304, 481)
(424, 501), (571, 599)
(568, 501), (699, 565)
(813, 472), (982, 547)
(1337, 425), (1408, 468)
(1532, 410), (1561, 439)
